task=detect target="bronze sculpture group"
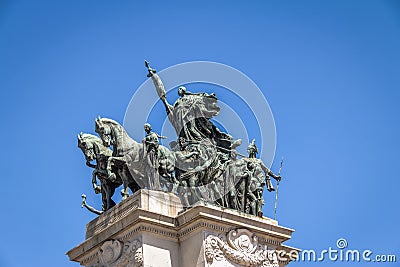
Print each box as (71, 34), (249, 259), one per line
(78, 61), (281, 217)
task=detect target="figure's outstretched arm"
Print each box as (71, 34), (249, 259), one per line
(260, 161), (281, 181)
(156, 133), (167, 139)
(145, 60), (156, 77)
(145, 60), (174, 114)
(81, 194), (103, 215)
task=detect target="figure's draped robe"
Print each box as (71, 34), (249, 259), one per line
(150, 73), (233, 155)
(150, 73), (239, 205)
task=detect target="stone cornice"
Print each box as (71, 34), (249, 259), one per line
(176, 205), (294, 242)
(68, 208), (294, 263)
(67, 190), (297, 265)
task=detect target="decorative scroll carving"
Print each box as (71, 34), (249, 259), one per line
(99, 240), (123, 266)
(96, 239), (143, 267)
(227, 229), (258, 254)
(205, 230), (279, 267)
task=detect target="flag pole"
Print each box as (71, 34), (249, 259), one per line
(274, 157), (284, 220)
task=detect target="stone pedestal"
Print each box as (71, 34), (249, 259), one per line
(67, 190), (299, 267)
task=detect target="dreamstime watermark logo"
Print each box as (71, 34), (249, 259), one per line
(336, 238), (348, 249)
(278, 238), (397, 263)
(122, 61), (277, 205)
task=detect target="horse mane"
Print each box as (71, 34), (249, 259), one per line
(100, 118), (126, 134)
(99, 118), (122, 127)
(79, 133), (104, 148)
(98, 117), (139, 148)
(80, 133), (98, 139)
(79, 133), (112, 155)
(80, 133), (101, 142)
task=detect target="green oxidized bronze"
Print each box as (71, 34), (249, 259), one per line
(77, 133), (122, 213)
(77, 61), (282, 216)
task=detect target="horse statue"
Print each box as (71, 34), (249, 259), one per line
(94, 117), (145, 199)
(77, 132), (122, 212)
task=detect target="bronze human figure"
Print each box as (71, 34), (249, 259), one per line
(77, 61), (285, 218)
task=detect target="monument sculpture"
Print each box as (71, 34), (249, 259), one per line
(78, 133), (122, 213)
(68, 61), (299, 267)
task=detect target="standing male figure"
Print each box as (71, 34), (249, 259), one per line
(142, 123), (166, 190)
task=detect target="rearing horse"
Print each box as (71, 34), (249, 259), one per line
(95, 117), (144, 198)
(77, 132), (122, 211)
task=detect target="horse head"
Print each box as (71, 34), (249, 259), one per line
(95, 116), (115, 147)
(95, 116), (139, 157)
(77, 132), (111, 162)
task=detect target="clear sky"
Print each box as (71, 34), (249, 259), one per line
(0, 0), (399, 266)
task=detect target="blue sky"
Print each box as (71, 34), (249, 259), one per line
(0, 0), (399, 266)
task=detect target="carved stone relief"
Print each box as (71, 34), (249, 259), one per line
(94, 239), (143, 267)
(205, 229), (279, 267)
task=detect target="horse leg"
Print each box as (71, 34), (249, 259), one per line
(128, 180), (140, 195)
(106, 157), (117, 180)
(119, 168), (130, 200)
(120, 186), (129, 200)
(106, 184), (117, 210)
(101, 185), (107, 211)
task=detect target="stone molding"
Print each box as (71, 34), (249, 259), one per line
(67, 190), (299, 267)
(86, 196), (139, 239)
(81, 251), (99, 266)
(86, 190), (182, 239)
(176, 205), (293, 240)
(120, 224), (178, 242)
